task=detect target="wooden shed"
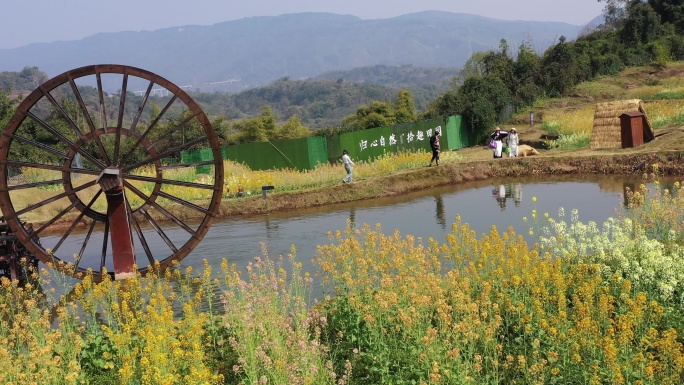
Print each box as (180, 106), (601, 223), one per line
(590, 99), (655, 149)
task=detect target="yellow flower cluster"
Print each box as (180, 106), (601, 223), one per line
(315, 218), (684, 384)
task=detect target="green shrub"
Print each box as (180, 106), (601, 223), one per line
(548, 131), (591, 150)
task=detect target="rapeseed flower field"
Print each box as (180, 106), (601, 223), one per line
(1, 174), (683, 384)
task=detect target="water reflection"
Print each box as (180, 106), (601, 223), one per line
(490, 183), (524, 211)
(513, 183), (523, 207)
(434, 195), (446, 229)
(492, 185), (506, 210)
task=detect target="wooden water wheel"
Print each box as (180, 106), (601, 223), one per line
(0, 65), (224, 281)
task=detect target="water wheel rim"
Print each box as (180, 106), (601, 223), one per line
(0, 64), (224, 281)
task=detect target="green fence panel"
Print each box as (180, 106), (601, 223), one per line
(445, 115), (475, 150)
(197, 148), (212, 174)
(220, 136), (327, 171)
(338, 125), (394, 162)
(338, 117), (451, 162)
(326, 134), (342, 164)
(306, 136), (328, 169)
(183, 115), (466, 171)
(393, 118), (449, 153)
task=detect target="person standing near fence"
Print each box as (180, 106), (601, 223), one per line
(429, 130), (440, 166)
(342, 150), (355, 183)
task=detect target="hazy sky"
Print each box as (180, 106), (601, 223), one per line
(0, 0), (605, 49)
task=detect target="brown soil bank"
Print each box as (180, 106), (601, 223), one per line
(215, 150), (684, 219)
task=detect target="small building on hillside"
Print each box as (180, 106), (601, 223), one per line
(590, 99), (655, 149)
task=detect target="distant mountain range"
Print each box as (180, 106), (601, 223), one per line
(0, 11), (591, 93)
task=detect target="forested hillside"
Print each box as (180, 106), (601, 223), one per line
(0, 65), (454, 129)
(421, 0), (684, 140)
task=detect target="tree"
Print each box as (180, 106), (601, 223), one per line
(0, 90), (16, 128)
(0, 66), (48, 93)
(421, 91), (459, 119)
(541, 36), (579, 97)
(393, 90), (416, 124)
(229, 117), (269, 144)
(276, 115), (311, 140)
(620, 2), (665, 44)
(455, 51), (488, 85)
(226, 104), (302, 144)
(482, 39), (516, 91)
(648, 0), (684, 33)
(512, 41), (543, 106)
(456, 75), (511, 139)
(598, 0), (629, 29)
(259, 105), (278, 140)
(340, 101), (396, 131)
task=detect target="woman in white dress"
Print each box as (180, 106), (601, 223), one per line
(507, 127), (519, 157)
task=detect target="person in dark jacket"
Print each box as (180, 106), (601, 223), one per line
(429, 130), (440, 166)
(490, 127), (508, 158)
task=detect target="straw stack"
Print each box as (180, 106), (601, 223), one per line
(590, 99), (654, 149)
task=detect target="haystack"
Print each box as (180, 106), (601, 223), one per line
(590, 99), (655, 149)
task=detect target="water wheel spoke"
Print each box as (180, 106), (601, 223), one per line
(139, 209), (178, 253)
(158, 160), (216, 171)
(126, 201), (155, 266)
(74, 219), (98, 270)
(9, 179), (63, 191)
(38, 86), (86, 142)
(3, 160), (101, 177)
(123, 136), (209, 172)
(33, 197), (84, 237)
(123, 173), (215, 190)
(67, 76), (110, 165)
(146, 112), (199, 150)
(14, 179), (97, 218)
(119, 95), (177, 165)
(100, 220), (109, 273)
(52, 191), (102, 254)
(113, 73), (129, 164)
(96, 72), (108, 130)
(26, 111), (106, 170)
(124, 181), (198, 236)
(156, 190), (215, 216)
(129, 81), (154, 133)
(10, 134), (69, 160)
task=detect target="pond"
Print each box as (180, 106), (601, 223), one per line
(41, 173), (678, 288)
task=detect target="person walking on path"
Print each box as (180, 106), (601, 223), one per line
(507, 127), (519, 157)
(429, 130), (441, 166)
(342, 149), (355, 183)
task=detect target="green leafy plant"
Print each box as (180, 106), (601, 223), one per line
(548, 131), (591, 150)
